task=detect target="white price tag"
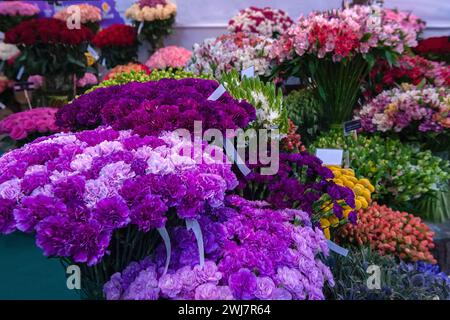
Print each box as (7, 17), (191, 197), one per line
(315, 148), (343, 166)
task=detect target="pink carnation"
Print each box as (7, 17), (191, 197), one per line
(0, 1), (40, 16)
(0, 107), (60, 141)
(145, 46), (192, 70)
(27, 75), (44, 90)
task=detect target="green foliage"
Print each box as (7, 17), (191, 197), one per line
(221, 70), (288, 133)
(99, 45), (138, 69)
(311, 129), (450, 221)
(326, 246), (450, 300)
(284, 88), (323, 146)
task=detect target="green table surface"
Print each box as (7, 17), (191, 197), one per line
(0, 233), (80, 300)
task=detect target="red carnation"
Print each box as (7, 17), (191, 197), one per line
(92, 24), (137, 48)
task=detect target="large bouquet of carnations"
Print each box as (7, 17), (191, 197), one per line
(0, 126), (238, 298)
(54, 3), (102, 34)
(271, 5), (421, 125)
(56, 78), (256, 136)
(145, 46), (192, 70)
(92, 24), (138, 69)
(359, 84), (450, 150)
(366, 55), (450, 96)
(125, 0), (177, 53)
(0, 1), (39, 32)
(340, 203), (436, 264)
(188, 32), (274, 80)
(228, 6), (293, 38)
(104, 195), (334, 300)
(383, 8), (425, 39)
(5, 18), (93, 94)
(0, 107), (59, 143)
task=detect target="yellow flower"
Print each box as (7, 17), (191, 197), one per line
(354, 199), (362, 210)
(329, 215), (340, 227)
(343, 208), (352, 218)
(323, 228), (331, 240)
(320, 218), (331, 228)
(358, 196), (369, 209)
(359, 178), (375, 192)
(85, 52), (95, 67)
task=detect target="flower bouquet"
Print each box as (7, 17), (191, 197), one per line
(56, 78), (256, 136)
(125, 0), (177, 53)
(359, 84), (450, 152)
(0, 1), (39, 32)
(92, 24), (138, 69)
(270, 5), (420, 125)
(187, 32), (274, 80)
(312, 129), (450, 222)
(414, 36), (450, 63)
(220, 70), (288, 133)
(0, 42), (20, 63)
(228, 6), (293, 39)
(145, 46), (192, 70)
(103, 195), (334, 300)
(54, 3), (103, 34)
(0, 126), (238, 298)
(340, 203), (436, 263)
(5, 18), (93, 104)
(0, 107), (59, 146)
(366, 55), (450, 97)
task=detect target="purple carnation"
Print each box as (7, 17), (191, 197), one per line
(228, 268), (257, 300)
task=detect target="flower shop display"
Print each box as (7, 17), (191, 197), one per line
(54, 4), (102, 34)
(284, 89), (323, 146)
(270, 5), (421, 125)
(366, 55), (450, 97)
(359, 84), (450, 152)
(103, 63), (150, 81)
(56, 78), (256, 136)
(0, 126), (238, 298)
(125, 0), (177, 53)
(92, 24), (138, 69)
(311, 129), (450, 222)
(228, 6), (293, 38)
(4, 18), (94, 103)
(104, 195), (334, 300)
(237, 152), (357, 240)
(0, 107), (59, 145)
(414, 36), (450, 63)
(0, 1), (39, 33)
(340, 203), (436, 263)
(187, 32), (274, 80)
(327, 246), (450, 300)
(281, 120), (305, 153)
(145, 46), (192, 70)
(220, 70), (288, 133)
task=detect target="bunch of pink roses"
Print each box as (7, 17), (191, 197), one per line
(145, 46), (192, 70)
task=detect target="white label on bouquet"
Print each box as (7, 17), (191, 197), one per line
(0, 32), (4, 41)
(186, 219), (205, 268)
(327, 240), (349, 257)
(241, 66), (255, 79)
(137, 21), (144, 35)
(157, 227), (171, 275)
(207, 84), (226, 101)
(87, 45), (100, 61)
(0, 102), (6, 110)
(16, 66), (25, 80)
(224, 138), (251, 176)
(315, 148), (343, 166)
